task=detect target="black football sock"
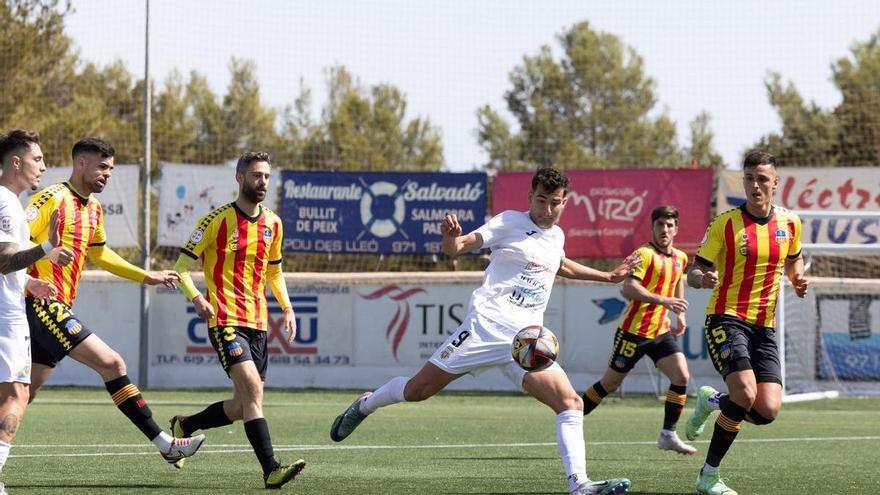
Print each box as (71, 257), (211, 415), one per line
(105, 375), (162, 440)
(245, 418), (279, 476)
(582, 381), (608, 415)
(662, 384), (688, 430)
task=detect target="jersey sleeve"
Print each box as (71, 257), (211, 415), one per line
(0, 197), (18, 244)
(695, 216), (725, 267)
(89, 203), (107, 246)
(472, 211), (508, 248)
(629, 247), (652, 281)
(268, 216), (283, 264)
(181, 212), (218, 259)
(787, 213), (802, 259)
(25, 191), (54, 242)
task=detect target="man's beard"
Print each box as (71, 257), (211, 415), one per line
(241, 182), (266, 203)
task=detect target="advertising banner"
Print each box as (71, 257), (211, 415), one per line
(717, 168), (880, 245)
(157, 163), (279, 247)
(493, 169), (713, 258)
(280, 171), (487, 254)
(21, 165), (140, 247)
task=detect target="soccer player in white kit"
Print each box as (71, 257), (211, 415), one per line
(331, 167), (638, 495)
(0, 130), (73, 494)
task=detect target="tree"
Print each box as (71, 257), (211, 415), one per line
(477, 21), (695, 170)
(754, 30), (880, 167)
(279, 66), (443, 171)
(685, 112), (724, 169)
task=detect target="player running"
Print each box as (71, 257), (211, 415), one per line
(685, 150), (809, 495)
(581, 205), (695, 455)
(168, 151), (305, 489)
(0, 129), (72, 495)
(331, 167), (637, 495)
(25, 138), (204, 466)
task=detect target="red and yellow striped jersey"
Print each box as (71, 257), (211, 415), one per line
(619, 243), (688, 338)
(696, 204), (802, 328)
(26, 182), (107, 306)
(181, 203), (284, 331)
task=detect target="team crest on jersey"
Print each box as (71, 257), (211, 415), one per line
(739, 232), (749, 256)
(189, 229), (204, 244)
(227, 342), (243, 357)
(0, 216), (11, 234)
(263, 228), (272, 240)
(24, 205), (38, 222)
(775, 228), (789, 245)
(65, 319), (83, 336)
(229, 230), (240, 251)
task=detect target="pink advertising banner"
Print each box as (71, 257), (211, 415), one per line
(492, 169), (714, 259)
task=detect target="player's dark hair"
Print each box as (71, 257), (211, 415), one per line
(0, 129), (40, 163)
(531, 167), (569, 195)
(236, 151), (271, 174)
(743, 150), (776, 169)
(72, 138), (115, 160)
(651, 205), (679, 225)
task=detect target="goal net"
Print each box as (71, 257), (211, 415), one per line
(780, 212), (880, 400)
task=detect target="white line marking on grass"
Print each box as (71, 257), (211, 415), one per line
(12, 435), (880, 458)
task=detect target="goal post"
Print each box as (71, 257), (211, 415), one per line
(779, 210), (880, 402)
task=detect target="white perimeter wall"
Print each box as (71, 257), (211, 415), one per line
(51, 272), (729, 393)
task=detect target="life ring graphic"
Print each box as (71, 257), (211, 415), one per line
(360, 181), (405, 238)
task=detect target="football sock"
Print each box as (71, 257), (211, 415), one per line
(181, 401), (233, 434)
(662, 384), (687, 430)
(582, 381), (607, 415)
(360, 376), (407, 415)
(705, 400), (747, 467)
(244, 418), (279, 476)
(151, 432), (173, 451)
(556, 410), (588, 492)
(105, 375), (162, 440)
(0, 440), (9, 472)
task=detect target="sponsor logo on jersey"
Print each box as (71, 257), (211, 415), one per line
(0, 216), (12, 234)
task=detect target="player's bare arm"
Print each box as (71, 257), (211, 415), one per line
(440, 212), (483, 257)
(557, 251), (639, 283)
(282, 308), (297, 344)
(3, 209), (74, 272)
(671, 277), (687, 335)
(143, 270), (181, 289)
(785, 254), (809, 298)
(621, 276), (689, 313)
(686, 258), (718, 289)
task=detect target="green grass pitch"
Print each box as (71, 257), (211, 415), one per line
(7, 388), (879, 494)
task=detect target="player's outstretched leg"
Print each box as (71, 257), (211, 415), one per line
(695, 469), (737, 495)
(686, 385), (718, 441)
(331, 374), (414, 442)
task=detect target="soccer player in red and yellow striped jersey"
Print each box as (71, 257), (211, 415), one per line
(170, 152), (304, 489)
(25, 138), (204, 466)
(685, 151), (810, 495)
(581, 206), (696, 455)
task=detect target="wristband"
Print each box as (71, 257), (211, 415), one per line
(40, 241), (53, 255)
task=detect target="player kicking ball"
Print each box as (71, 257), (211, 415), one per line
(332, 167), (638, 495)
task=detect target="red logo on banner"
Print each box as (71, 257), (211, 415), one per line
(492, 169), (713, 258)
(360, 285), (426, 360)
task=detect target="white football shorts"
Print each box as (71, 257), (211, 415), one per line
(429, 311), (563, 388)
(0, 320), (31, 384)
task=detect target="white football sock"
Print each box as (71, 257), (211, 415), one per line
(360, 376), (408, 415)
(0, 441), (9, 472)
(702, 463), (720, 474)
(152, 431), (173, 451)
(556, 410), (588, 492)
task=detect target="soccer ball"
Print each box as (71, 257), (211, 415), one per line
(511, 325), (559, 372)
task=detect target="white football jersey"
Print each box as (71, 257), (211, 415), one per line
(469, 210), (565, 330)
(0, 185), (30, 323)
